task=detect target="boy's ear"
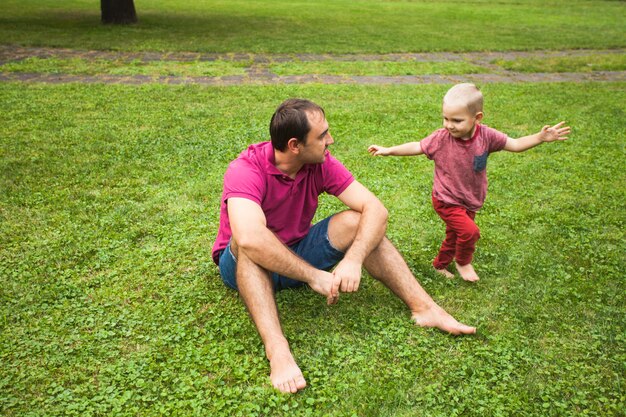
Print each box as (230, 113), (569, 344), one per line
(475, 112), (484, 122)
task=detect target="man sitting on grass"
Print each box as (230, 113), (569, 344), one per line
(211, 98), (476, 394)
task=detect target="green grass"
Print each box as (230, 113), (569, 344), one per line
(493, 53), (626, 73)
(0, 57), (487, 77)
(0, 57), (250, 77)
(1, 82), (624, 416)
(0, 0), (625, 53)
(270, 60), (488, 76)
(3, 52), (625, 78)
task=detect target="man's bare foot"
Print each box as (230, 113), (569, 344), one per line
(411, 303), (476, 335)
(308, 271), (341, 305)
(268, 348), (307, 394)
(455, 262), (480, 282)
(435, 267), (455, 279)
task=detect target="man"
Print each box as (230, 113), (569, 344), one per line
(212, 98), (476, 394)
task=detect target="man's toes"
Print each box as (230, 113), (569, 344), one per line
(295, 375), (307, 390)
(288, 379), (299, 393)
(448, 323), (474, 335)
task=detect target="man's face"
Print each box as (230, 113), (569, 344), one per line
(442, 103), (480, 140)
(299, 111), (334, 164)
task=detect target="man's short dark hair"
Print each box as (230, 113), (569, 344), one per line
(269, 99), (325, 151)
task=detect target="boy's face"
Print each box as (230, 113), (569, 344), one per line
(442, 103), (483, 140)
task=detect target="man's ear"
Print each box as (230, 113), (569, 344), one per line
(287, 137), (301, 153)
(475, 112), (484, 122)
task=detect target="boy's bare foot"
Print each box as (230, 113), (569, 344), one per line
(455, 262), (480, 282)
(411, 303), (476, 335)
(435, 267), (455, 279)
(268, 348), (307, 394)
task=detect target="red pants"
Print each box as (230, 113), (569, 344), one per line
(432, 196), (480, 269)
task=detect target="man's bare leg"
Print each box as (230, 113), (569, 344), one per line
(455, 262), (480, 282)
(236, 249), (307, 393)
(328, 211), (475, 335)
(364, 238), (475, 335)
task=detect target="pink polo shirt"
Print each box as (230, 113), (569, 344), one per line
(212, 141), (355, 264)
(420, 124), (508, 212)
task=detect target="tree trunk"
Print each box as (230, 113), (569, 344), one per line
(101, 0), (138, 25)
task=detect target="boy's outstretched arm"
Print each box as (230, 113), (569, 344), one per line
(368, 141), (424, 157)
(504, 121), (570, 153)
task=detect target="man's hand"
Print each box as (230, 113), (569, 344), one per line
(367, 144), (390, 156)
(308, 270), (341, 305)
(333, 259), (363, 293)
(327, 272), (341, 305)
(539, 121), (570, 143)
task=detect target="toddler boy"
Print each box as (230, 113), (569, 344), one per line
(368, 83), (570, 281)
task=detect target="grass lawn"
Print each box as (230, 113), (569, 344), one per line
(492, 53), (626, 73)
(0, 0), (625, 53)
(0, 56), (491, 77)
(1, 82), (624, 416)
(2, 52), (625, 78)
(0, 57), (251, 77)
(269, 60), (489, 76)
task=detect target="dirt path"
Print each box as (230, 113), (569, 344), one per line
(1, 45), (624, 85)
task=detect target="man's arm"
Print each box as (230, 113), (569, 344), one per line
(368, 141), (424, 157)
(333, 181), (389, 292)
(504, 122), (570, 153)
(228, 197), (340, 303)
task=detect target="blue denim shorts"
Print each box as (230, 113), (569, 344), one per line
(217, 215), (344, 291)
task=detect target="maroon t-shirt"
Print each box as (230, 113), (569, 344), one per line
(212, 142), (355, 264)
(420, 124), (508, 212)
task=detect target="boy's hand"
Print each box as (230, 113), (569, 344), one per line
(368, 144), (390, 156)
(539, 122), (570, 143)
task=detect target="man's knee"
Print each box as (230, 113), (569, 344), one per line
(328, 210), (361, 251)
(235, 248), (273, 286)
(228, 240), (267, 279)
(337, 209), (361, 229)
(228, 239), (239, 259)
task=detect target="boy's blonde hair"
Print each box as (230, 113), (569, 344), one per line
(443, 83), (484, 115)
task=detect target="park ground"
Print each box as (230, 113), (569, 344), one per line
(1, 1), (625, 416)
